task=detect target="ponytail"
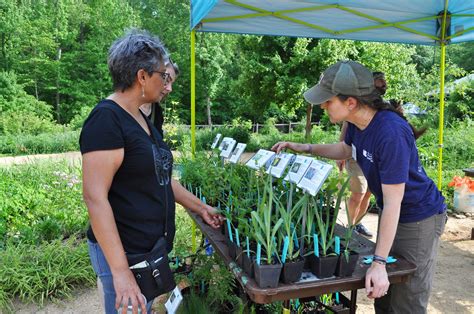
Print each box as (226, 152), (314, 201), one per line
(337, 92), (427, 140)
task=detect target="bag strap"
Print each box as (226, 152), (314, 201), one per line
(144, 111), (170, 237)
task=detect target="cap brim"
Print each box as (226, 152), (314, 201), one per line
(303, 84), (336, 105)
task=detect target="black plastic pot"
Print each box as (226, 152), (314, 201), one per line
(335, 251), (359, 277)
(228, 242), (237, 260)
(309, 254), (338, 278)
(281, 258), (305, 284)
(253, 262), (282, 288)
(242, 253), (254, 278)
(236, 246), (244, 266)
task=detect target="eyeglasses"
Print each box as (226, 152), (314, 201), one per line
(152, 71), (172, 85)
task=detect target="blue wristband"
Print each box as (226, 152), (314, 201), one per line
(373, 255), (387, 264)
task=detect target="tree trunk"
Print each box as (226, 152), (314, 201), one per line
(206, 97), (212, 127)
(305, 103), (313, 142)
(1, 33), (7, 71)
(56, 48), (62, 123)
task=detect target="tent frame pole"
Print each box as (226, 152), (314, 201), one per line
(437, 0), (449, 189)
(191, 29), (197, 252)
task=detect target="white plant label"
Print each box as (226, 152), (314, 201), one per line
(266, 152), (295, 178)
(284, 155), (314, 184)
(229, 143), (247, 163)
(245, 149), (276, 170)
(165, 286), (183, 314)
(297, 159), (333, 196)
(218, 136), (232, 151)
(220, 138), (237, 158)
(211, 133), (222, 149)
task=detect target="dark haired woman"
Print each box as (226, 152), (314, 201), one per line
(272, 60), (445, 314)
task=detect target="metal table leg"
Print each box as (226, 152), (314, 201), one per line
(350, 289), (358, 314)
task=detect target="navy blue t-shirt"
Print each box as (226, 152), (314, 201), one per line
(80, 99), (176, 253)
(344, 110), (445, 223)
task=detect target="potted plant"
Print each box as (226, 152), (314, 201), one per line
(250, 172), (284, 288)
(309, 178), (349, 278)
(336, 199), (362, 277)
(275, 184), (305, 283)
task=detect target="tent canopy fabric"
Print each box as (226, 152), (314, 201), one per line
(191, 0), (474, 45)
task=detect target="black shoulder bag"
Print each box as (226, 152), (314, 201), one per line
(125, 125), (176, 301)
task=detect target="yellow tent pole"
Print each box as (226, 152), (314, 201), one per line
(191, 29), (197, 252)
(437, 42), (446, 189)
(437, 0), (449, 189)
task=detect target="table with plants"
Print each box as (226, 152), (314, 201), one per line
(178, 145), (416, 314)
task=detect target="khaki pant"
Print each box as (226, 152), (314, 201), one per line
(374, 211), (446, 314)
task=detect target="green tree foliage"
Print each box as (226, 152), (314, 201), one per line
(0, 1), (472, 129)
(0, 71), (58, 135)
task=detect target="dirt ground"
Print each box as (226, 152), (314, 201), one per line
(3, 152), (474, 313)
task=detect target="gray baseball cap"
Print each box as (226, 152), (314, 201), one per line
(304, 60), (375, 105)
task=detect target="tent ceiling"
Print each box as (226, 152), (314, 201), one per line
(191, 0), (474, 45)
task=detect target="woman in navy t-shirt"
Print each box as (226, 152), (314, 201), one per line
(80, 30), (222, 314)
(272, 60), (446, 314)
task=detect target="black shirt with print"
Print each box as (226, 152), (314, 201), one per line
(80, 99), (175, 254)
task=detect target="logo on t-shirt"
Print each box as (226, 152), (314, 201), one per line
(362, 149), (373, 163)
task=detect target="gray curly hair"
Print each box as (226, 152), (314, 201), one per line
(108, 29), (169, 92)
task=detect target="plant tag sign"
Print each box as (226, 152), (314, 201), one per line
(245, 149), (276, 170)
(220, 138), (237, 158)
(229, 143), (247, 163)
(211, 133), (222, 149)
(284, 155), (313, 184)
(266, 152), (295, 178)
(297, 159), (333, 196)
(218, 136), (232, 151)
(165, 286), (183, 314)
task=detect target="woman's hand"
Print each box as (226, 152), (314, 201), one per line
(200, 204), (225, 229)
(271, 141), (309, 154)
(113, 269), (147, 314)
(365, 262), (390, 299)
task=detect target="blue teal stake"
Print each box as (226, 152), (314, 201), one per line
(256, 243), (261, 265)
(246, 237), (250, 257)
(235, 228), (240, 247)
(202, 196), (206, 204)
(281, 236), (289, 263)
(227, 220), (233, 242)
(313, 234), (319, 257)
(335, 236), (340, 255)
(335, 292), (340, 304)
(199, 187), (202, 200)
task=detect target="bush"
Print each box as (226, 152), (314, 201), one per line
(0, 71), (61, 136)
(0, 161), (87, 246)
(0, 238), (95, 311)
(0, 130), (79, 155)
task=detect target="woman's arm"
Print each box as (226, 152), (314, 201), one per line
(82, 149), (146, 313)
(365, 183), (404, 299)
(271, 141), (352, 160)
(171, 179), (223, 228)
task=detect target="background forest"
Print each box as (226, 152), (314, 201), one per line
(1, 0), (473, 133)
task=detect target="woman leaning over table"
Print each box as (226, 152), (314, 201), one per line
(272, 60), (446, 314)
(80, 29), (222, 314)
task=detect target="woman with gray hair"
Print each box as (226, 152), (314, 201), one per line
(80, 30), (222, 314)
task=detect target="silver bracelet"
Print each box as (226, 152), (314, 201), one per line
(306, 144), (312, 154)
